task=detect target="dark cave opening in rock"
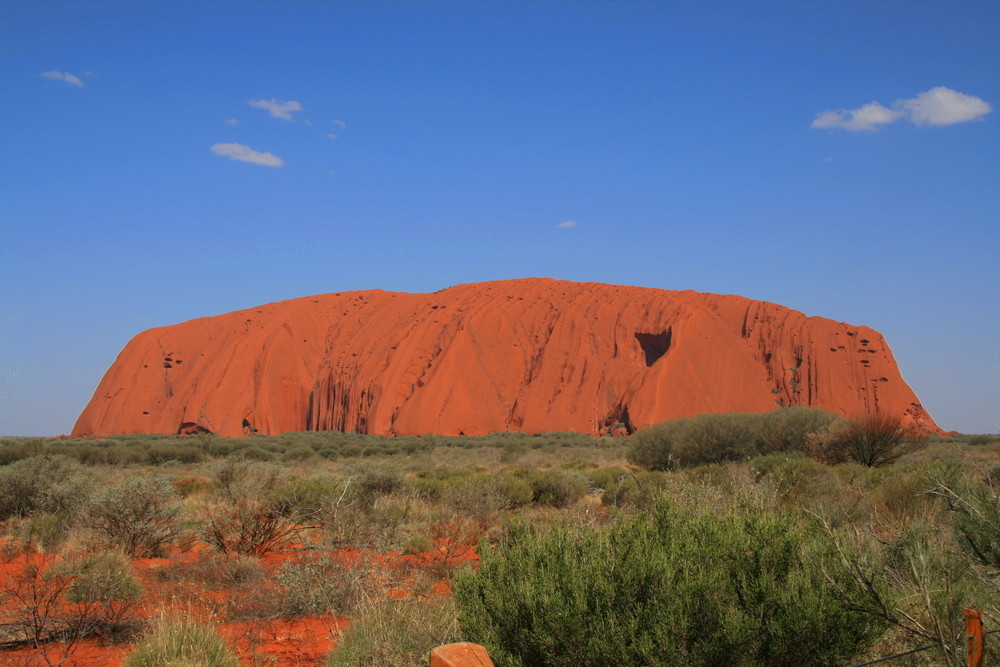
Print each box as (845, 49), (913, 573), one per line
(635, 330), (672, 367)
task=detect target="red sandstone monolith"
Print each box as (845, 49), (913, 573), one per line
(73, 278), (940, 438)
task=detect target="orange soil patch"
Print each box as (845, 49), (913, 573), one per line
(2, 539), (478, 667)
(221, 615), (346, 666)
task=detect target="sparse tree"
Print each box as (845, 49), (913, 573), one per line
(818, 412), (924, 467)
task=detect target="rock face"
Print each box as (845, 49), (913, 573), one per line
(73, 278), (940, 438)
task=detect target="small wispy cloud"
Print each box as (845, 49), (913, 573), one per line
(248, 98), (304, 121)
(811, 86), (992, 131)
(331, 119), (347, 130)
(557, 220), (578, 229)
(224, 118), (241, 126)
(41, 71), (83, 87)
(811, 102), (903, 131)
(326, 134), (338, 141)
(211, 143), (284, 168)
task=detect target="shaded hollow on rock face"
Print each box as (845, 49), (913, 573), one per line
(72, 278), (943, 438)
(635, 330), (672, 367)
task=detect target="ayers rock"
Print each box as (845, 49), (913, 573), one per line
(73, 278), (940, 438)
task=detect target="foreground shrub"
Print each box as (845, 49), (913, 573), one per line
(455, 501), (884, 666)
(0, 455), (97, 520)
(325, 595), (460, 667)
(52, 551), (143, 640)
(1, 551), (142, 659)
(933, 481), (1000, 568)
(84, 475), (183, 557)
(822, 518), (997, 666)
(123, 617), (239, 667)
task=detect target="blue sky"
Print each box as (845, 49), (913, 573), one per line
(1, 0), (997, 436)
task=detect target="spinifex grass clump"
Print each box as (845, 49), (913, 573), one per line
(123, 617), (239, 667)
(455, 499), (885, 666)
(325, 595), (460, 667)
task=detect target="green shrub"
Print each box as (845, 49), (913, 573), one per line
(124, 617), (239, 667)
(455, 501), (884, 666)
(404, 533), (435, 554)
(211, 458), (284, 501)
(354, 462), (404, 497)
(275, 554), (363, 617)
(16, 511), (75, 552)
(340, 444), (363, 457)
(630, 409), (840, 470)
(199, 496), (299, 556)
(45, 550), (142, 640)
(0, 454), (97, 520)
(586, 466), (629, 491)
(935, 481), (1000, 568)
(147, 443), (206, 465)
(752, 452), (840, 508)
(627, 413), (750, 469)
(873, 471), (934, 521)
(281, 444), (317, 461)
(56, 550), (142, 607)
(441, 474), (534, 518)
(233, 446), (277, 462)
(269, 474), (345, 518)
(527, 472), (587, 508)
(828, 519), (996, 666)
(327, 494), (413, 552)
(152, 553), (265, 588)
(600, 470), (672, 508)
(0, 440), (31, 465)
(325, 595), (460, 667)
(758, 406), (841, 453)
(84, 475), (183, 557)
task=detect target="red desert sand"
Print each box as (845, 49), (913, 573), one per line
(74, 278), (940, 438)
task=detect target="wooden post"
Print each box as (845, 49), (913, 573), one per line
(965, 608), (984, 667)
(429, 642), (494, 667)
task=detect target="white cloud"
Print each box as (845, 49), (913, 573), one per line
(211, 143), (285, 168)
(224, 118), (241, 126)
(897, 86), (992, 126)
(248, 98), (303, 121)
(557, 220), (578, 229)
(810, 102), (903, 131)
(326, 133), (338, 140)
(331, 119), (347, 130)
(812, 86), (992, 131)
(41, 71), (83, 87)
